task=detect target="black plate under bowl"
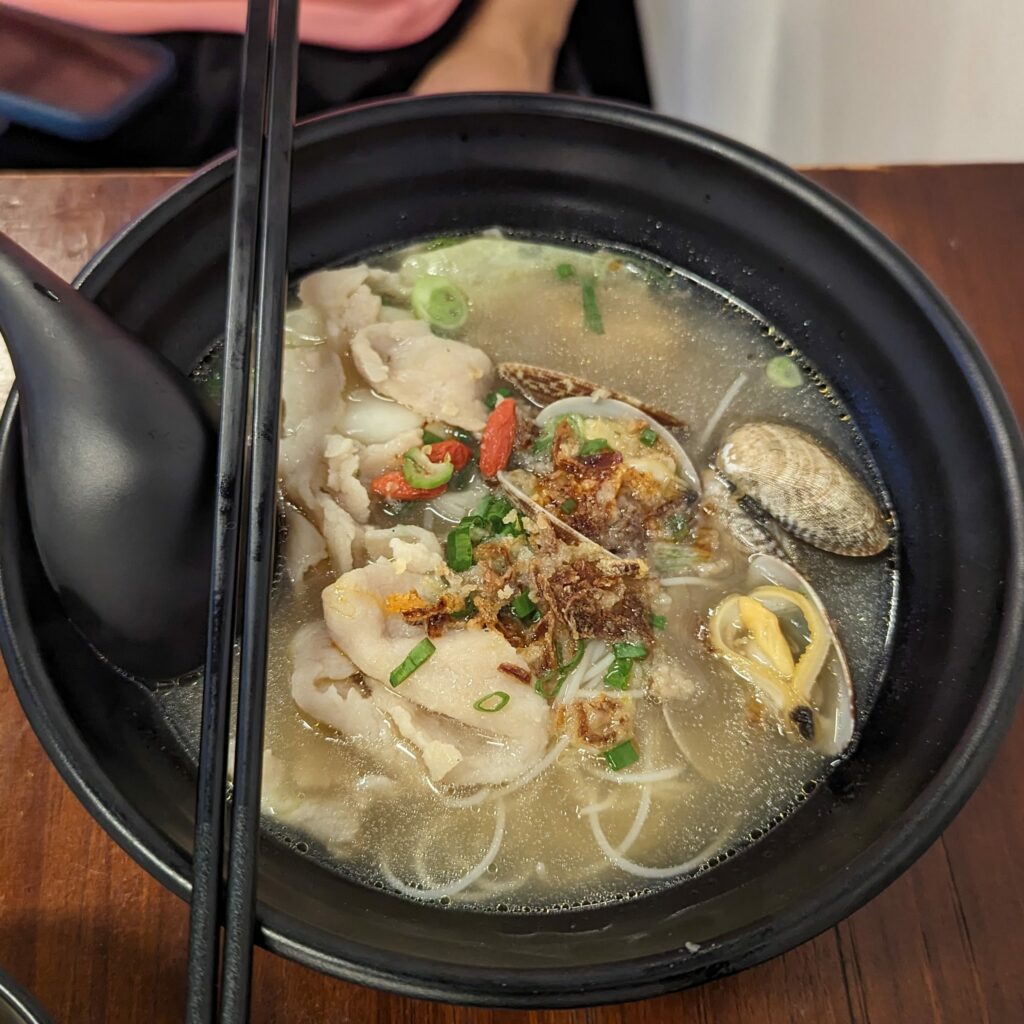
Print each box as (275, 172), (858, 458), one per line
(1, 96), (1023, 1008)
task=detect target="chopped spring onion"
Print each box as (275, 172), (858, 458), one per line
(534, 671), (559, 699)
(473, 690), (511, 713)
(411, 275), (469, 331)
(533, 413), (585, 455)
(613, 642), (648, 661)
(422, 429), (446, 445)
(581, 278), (605, 334)
(766, 355), (803, 389)
(463, 493), (523, 538)
(403, 447), (453, 490)
(556, 262), (576, 279)
(510, 591), (538, 621)
(650, 613), (668, 631)
(390, 638), (436, 686)
(452, 428), (475, 445)
(578, 438), (611, 458)
(604, 739), (640, 771)
(560, 498), (578, 514)
(486, 387), (512, 410)
(639, 427), (658, 447)
(450, 595), (477, 620)
(560, 640), (587, 676)
(667, 512), (691, 541)
(446, 526), (474, 571)
(535, 640), (588, 699)
(604, 658), (633, 690)
(649, 542), (695, 576)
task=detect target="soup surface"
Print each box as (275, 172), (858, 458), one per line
(169, 232), (896, 910)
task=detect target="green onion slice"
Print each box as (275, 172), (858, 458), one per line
(446, 525), (474, 571)
(556, 262), (576, 279)
(639, 427), (658, 447)
(604, 739), (640, 771)
(613, 642), (648, 661)
(411, 275), (469, 331)
(450, 594), (477, 620)
(402, 447), (453, 489)
(578, 438), (611, 458)
(510, 591), (538, 620)
(581, 278), (605, 334)
(560, 498), (578, 514)
(485, 387), (512, 410)
(390, 638), (436, 686)
(667, 512), (691, 541)
(766, 355), (803, 389)
(534, 640), (588, 700)
(422, 429), (446, 445)
(473, 691), (511, 713)
(603, 658), (633, 691)
(650, 613), (668, 631)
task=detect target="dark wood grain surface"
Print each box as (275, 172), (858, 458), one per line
(0, 165), (1022, 1024)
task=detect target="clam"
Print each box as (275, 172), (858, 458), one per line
(497, 362), (687, 430)
(497, 469), (607, 551)
(707, 553), (855, 756)
(535, 397), (699, 490)
(716, 422), (890, 557)
(497, 396), (701, 558)
(699, 469), (789, 559)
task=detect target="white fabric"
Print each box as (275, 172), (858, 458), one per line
(638, 0), (1024, 165)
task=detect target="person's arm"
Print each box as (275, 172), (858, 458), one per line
(412, 0), (578, 95)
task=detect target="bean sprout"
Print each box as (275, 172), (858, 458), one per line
(582, 651), (616, 685)
(696, 372), (748, 453)
(381, 801), (506, 900)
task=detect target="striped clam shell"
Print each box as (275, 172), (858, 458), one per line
(496, 362), (687, 430)
(716, 423), (890, 557)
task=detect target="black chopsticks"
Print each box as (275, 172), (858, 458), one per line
(185, 0), (299, 1021)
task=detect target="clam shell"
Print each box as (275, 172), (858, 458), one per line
(744, 553), (855, 757)
(716, 422), (889, 557)
(496, 469), (612, 553)
(497, 362), (687, 430)
(535, 396), (700, 492)
(699, 469), (790, 559)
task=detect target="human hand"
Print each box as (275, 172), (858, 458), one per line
(411, 34), (554, 95)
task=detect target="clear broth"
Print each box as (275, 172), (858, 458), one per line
(169, 233), (896, 911)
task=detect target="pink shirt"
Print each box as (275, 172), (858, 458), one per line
(5, 0), (462, 51)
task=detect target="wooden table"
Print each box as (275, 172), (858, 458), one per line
(1, 165), (1022, 1024)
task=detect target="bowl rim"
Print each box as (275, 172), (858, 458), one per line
(2, 92), (1023, 1007)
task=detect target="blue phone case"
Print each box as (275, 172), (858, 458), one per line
(0, 36), (176, 142)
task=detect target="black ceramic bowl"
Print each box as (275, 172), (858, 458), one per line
(2, 96), (1023, 1008)
(0, 969), (52, 1024)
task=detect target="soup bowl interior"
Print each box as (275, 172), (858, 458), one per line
(1, 95), (1022, 1007)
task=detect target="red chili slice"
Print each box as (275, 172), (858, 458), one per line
(370, 471), (448, 502)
